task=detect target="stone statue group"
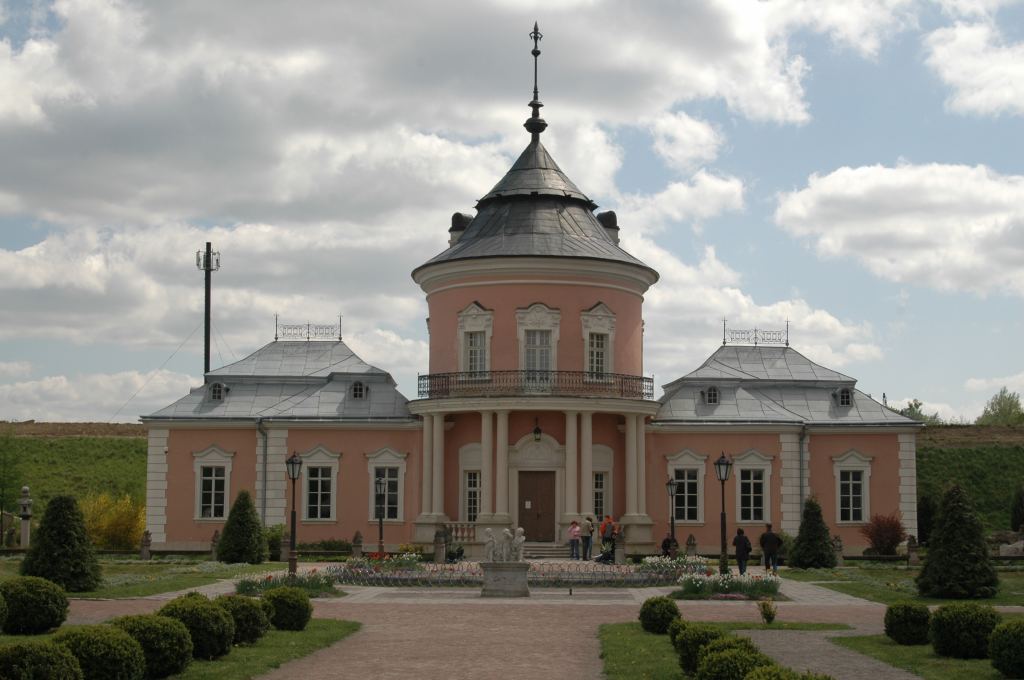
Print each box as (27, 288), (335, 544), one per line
(482, 527), (526, 562)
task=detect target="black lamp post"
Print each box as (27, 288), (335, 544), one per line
(375, 475), (386, 556)
(285, 452), (303, 576)
(713, 453), (733, 575)
(665, 477), (678, 557)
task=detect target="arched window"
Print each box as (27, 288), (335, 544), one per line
(351, 382), (366, 400)
(706, 386), (719, 405)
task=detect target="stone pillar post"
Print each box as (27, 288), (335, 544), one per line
(494, 410), (510, 521)
(431, 413), (446, 517)
(140, 530), (152, 560)
(479, 411), (494, 521)
(563, 411), (578, 518)
(625, 415), (638, 516)
(18, 486), (32, 549)
(420, 415), (433, 516)
(580, 412), (594, 517)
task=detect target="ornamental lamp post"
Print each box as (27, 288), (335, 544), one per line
(713, 453), (733, 575)
(285, 453), (303, 576)
(375, 475), (386, 556)
(665, 477), (679, 558)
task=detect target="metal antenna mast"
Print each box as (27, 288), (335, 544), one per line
(524, 22), (547, 141)
(195, 242), (221, 381)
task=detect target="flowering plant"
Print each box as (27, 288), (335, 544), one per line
(638, 555), (708, 574)
(676, 571), (780, 598)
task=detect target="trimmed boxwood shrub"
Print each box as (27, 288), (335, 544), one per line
(262, 586), (313, 631)
(0, 639), (83, 679)
(214, 594), (271, 644)
(639, 595), (680, 634)
(217, 490), (265, 564)
(675, 623), (725, 675)
(697, 635), (761, 667)
(788, 497), (836, 569)
(667, 617), (689, 646)
(884, 603), (931, 645)
(158, 593), (235, 660)
(929, 603), (1000, 659)
(21, 495), (102, 592)
(53, 625), (145, 680)
(110, 614), (193, 679)
(695, 647), (773, 680)
(745, 669), (835, 680)
(989, 619), (1024, 678)
(0, 575), (69, 634)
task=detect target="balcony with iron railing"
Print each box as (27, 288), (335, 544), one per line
(417, 370), (654, 400)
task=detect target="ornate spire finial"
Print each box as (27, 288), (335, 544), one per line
(525, 21), (548, 140)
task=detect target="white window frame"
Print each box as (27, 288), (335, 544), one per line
(192, 445), (234, 521)
(666, 449), (707, 524)
(733, 449), (773, 525)
(457, 302), (493, 373)
(458, 444), (482, 523)
(464, 470), (481, 523)
(365, 447), (408, 522)
(838, 388), (852, 407)
(299, 445), (340, 522)
(209, 382), (226, 401)
(516, 303), (560, 372)
(592, 444), (614, 519)
(705, 386), (719, 405)
(351, 381), (367, 400)
(581, 302), (615, 377)
(832, 450), (872, 524)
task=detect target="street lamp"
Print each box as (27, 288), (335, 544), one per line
(532, 418), (542, 442)
(375, 474), (386, 556)
(285, 452), (303, 576)
(713, 452), (733, 575)
(665, 477), (678, 557)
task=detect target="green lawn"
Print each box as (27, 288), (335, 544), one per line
(0, 558), (284, 598)
(599, 621), (850, 680)
(833, 635), (1002, 680)
(783, 567), (1024, 606)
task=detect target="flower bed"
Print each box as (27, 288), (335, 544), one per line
(674, 572), (781, 599)
(236, 568), (338, 597)
(637, 555), (709, 575)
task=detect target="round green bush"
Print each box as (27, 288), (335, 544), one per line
(668, 617), (689, 646)
(698, 635), (761, 667)
(158, 593), (235, 660)
(262, 586), (313, 631)
(0, 639), (83, 679)
(0, 575), (69, 634)
(675, 623), (726, 675)
(639, 595), (680, 634)
(53, 625), (145, 680)
(110, 614), (193, 679)
(929, 603), (1000, 659)
(989, 619), (1024, 678)
(744, 670), (836, 680)
(696, 647), (774, 680)
(884, 602), (931, 645)
(214, 594), (270, 644)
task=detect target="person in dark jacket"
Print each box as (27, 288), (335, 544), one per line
(759, 523), (783, 575)
(732, 528), (752, 575)
(661, 532), (678, 557)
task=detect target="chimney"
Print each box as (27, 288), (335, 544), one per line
(449, 212), (473, 246)
(596, 211), (619, 244)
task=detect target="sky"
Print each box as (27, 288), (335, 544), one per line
(0, 0), (1021, 423)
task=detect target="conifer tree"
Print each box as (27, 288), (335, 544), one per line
(21, 495), (101, 591)
(1011, 485), (1024, 533)
(788, 496), (836, 569)
(216, 490), (265, 564)
(916, 484), (998, 598)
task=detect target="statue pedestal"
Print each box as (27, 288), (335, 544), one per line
(480, 561), (530, 598)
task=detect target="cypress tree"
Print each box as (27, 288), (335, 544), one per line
(917, 494), (936, 546)
(21, 495), (101, 591)
(916, 484), (998, 598)
(216, 490), (265, 564)
(1011, 485), (1024, 533)
(788, 496), (836, 569)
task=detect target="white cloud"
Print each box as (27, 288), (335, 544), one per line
(925, 22), (1024, 117)
(0, 361), (30, 378)
(649, 112), (723, 173)
(934, 0), (1021, 19)
(888, 396), (976, 422)
(775, 162), (1024, 295)
(766, 0), (918, 58)
(965, 371), (1024, 393)
(617, 171), (745, 235)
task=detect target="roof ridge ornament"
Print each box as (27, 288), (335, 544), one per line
(525, 22), (548, 140)
(722, 319), (790, 346)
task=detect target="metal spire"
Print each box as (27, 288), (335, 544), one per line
(525, 21), (548, 140)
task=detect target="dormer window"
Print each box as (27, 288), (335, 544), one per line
(838, 388), (852, 407)
(705, 386), (719, 405)
(209, 382), (227, 401)
(351, 381), (366, 400)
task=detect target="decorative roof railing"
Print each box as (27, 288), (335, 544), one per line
(418, 370), (654, 400)
(275, 315), (343, 341)
(722, 320), (789, 346)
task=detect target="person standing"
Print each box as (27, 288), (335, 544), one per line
(582, 516), (594, 560)
(601, 515), (615, 555)
(661, 531), (678, 557)
(567, 520), (581, 560)
(732, 528), (753, 575)
(759, 523), (782, 575)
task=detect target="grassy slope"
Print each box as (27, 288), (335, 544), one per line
(916, 443), (1024, 529)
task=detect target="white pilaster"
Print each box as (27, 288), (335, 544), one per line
(779, 432), (802, 535)
(580, 412), (594, 517)
(431, 413), (445, 517)
(257, 428), (288, 527)
(563, 411), (578, 517)
(480, 411), (494, 520)
(495, 410), (510, 519)
(625, 414), (638, 516)
(420, 415), (433, 516)
(636, 416), (647, 515)
(898, 433), (918, 539)
(145, 429), (169, 544)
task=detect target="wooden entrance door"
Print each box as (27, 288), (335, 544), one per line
(518, 471), (556, 541)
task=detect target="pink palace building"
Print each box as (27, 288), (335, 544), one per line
(143, 38), (920, 557)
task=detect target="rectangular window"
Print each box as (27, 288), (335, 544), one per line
(593, 472), (606, 519)
(464, 471), (480, 522)
(200, 466), (226, 518)
(674, 468), (699, 522)
(374, 466), (400, 520)
(839, 470), (864, 522)
(524, 330), (552, 373)
(306, 466), (332, 519)
(739, 469), (765, 522)
(588, 333), (607, 377)
(465, 331), (486, 373)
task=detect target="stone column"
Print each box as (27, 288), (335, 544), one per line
(494, 410), (510, 522)
(625, 414), (638, 516)
(431, 413), (446, 517)
(636, 416), (647, 515)
(580, 412), (594, 517)
(479, 411), (494, 521)
(420, 415), (433, 516)
(563, 411), (578, 518)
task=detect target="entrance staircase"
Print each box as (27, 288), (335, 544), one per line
(523, 542), (568, 560)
